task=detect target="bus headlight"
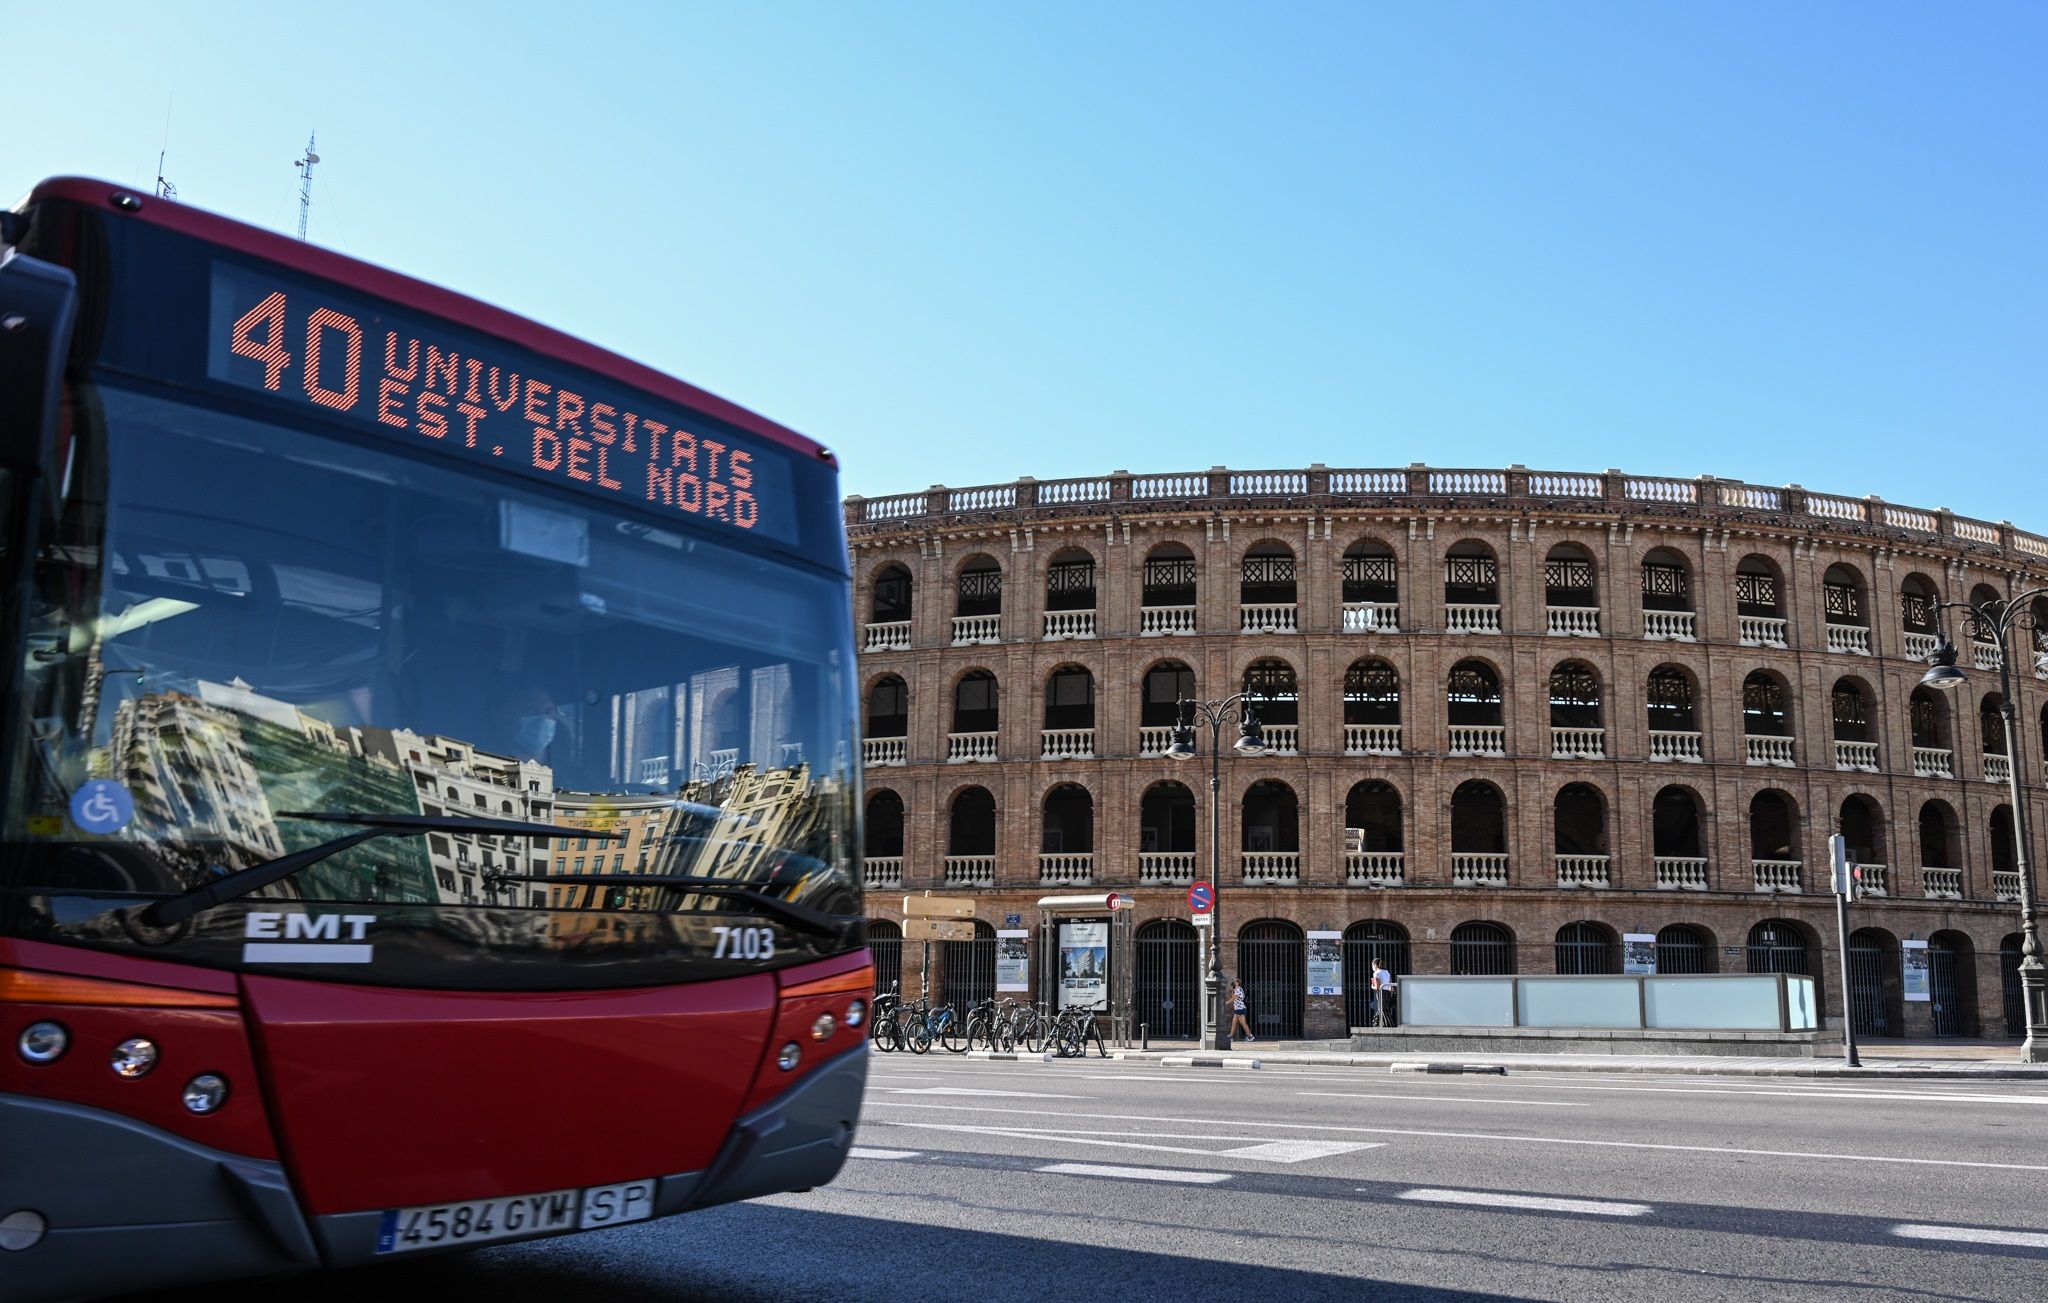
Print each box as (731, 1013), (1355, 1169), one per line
(811, 1014), (836, 1041)
(844, 999), (866, 1028)
(777, 1042), (801, 1071)
(17, 1022), (67, 1064)
(182, 1074), (230, 1114)
(110, 1037), (158, 1078)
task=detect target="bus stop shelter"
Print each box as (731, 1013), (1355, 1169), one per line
(1036, 893), (1137, 1048)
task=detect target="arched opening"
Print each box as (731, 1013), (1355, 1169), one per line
(1736, 556), (1786, 647)
(1919, 800), (1958, 897)
(1968, 584), (2004, 663)
(1140, 660), (1195, 756)
(866, 919), (904, 997)
(870, 563), (913, 624)
(942, 920), (997, 1011)
(1554, 783), (1608, 885)
(1141, 543), (1197, 634)
(1544, 543), (1599, 634)
(1041, 782), (1095, 865)
(1236, 920), (1306, 1039)
(1345, 921), (1410, 1027)
(864, 790), (904, 860)
(1242, 780), (1300, 881)
(1928, 930), (1978, 1037)
(954, 554), (1002, 643)
(1139, 781), (1197, 882)
(1345, 780), (1404, 852)
(1342, 540), (1399, 631)
(865, 675), (908, 748)
(1847, 926), (1902, 1037)
(1451, 780), (1507, 885)
(1344, 658), (1401, 755)
(1750, 790), (1800, 890)
(1991, 805), (2018, 882)
(1241, 542), (1298, 632)
(1981, 693), (2008, 763)
(947, 786), (997, 878)
(1838, 795), (1885, 882)
(1042, 665), (1096, 746)
(1450, 921), (1515, 975)
(1244, 658), (1299, 752)
(1647, 664), (1699, 747)
(1899, 573), (1939, 655)
(1444, 541), (1501, 631)
(1656, 923), (1715, 974)
(1823, 563), (1869, 646)
(1641, 547), (1695, 639)
(1910, 686), (1951, 775)
(950, 670), (999, 759)
(1653, 785), (1705, 889)
(1743, 670), (1793, 766)
(1549, 660), (1603, 757)
(1136, 919), (1200, 1039)
(1831, 677), (1877, 771)
(1448, 659), (1504, 755)
(1045, 548), (1097, 613)
(1555, 921), (1619, 975)
(1746, 919), (1811, 976)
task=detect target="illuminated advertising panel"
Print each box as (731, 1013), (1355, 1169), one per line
(205, 264), (792, 543)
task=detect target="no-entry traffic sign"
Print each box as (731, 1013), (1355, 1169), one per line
(1188, 881), (1214, 913)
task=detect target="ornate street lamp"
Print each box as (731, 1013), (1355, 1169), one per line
(1165, 694), (1264, 1050)
(1919, 591), (2048, 1063)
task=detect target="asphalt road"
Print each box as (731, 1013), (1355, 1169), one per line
(129, 1054), (2048, 1302)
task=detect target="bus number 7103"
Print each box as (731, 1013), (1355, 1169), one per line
(711, 926), (776, 960)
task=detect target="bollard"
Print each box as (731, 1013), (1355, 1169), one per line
(1141, 1022), (1149, 1050)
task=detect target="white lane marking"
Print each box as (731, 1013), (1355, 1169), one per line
(1038, 1162), (1231, 1185)
(864, 1102), (2048, 1173)
(1300, 1091), (1586, 1108)
(1892, 1223), (2048, 1250)
(873, 1121), (1381, 1163)
(880, 1087), (1088, 1099)
(1399, 1188), (1652, 1217)
(1440, 1080), (2048, 1105)
(846, 1148), (922, 1160)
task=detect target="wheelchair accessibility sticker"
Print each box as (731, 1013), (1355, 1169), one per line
(69, 781), (134, 835)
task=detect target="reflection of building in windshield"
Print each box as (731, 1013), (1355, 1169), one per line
(551, 792), (674, 911)
(106, 679), (435, 903)
(657, 763), (824, 888)
(360, 729), (555, 906)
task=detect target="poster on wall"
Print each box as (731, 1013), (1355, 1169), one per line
(1058, 920), (1109, 1010)
(996, 929), (1031, 992)
(1306, 931), (1343, 996)
(1622, 934), (1657, 975)
(1902, 939), (1931, 1001)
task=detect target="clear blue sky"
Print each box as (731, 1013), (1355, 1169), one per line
(7, 4), (2043, 518)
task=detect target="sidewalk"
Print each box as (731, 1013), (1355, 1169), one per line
(1107, 1038), (2048, 1080)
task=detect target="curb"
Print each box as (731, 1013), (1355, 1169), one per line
(1104, 1050), (2048, 1081)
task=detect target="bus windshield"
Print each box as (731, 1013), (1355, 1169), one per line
(0, 381), (860, 987)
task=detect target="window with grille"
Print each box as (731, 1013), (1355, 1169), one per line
(1142, 556), (1197, 606)
(1444, 554), (1498, 594)
(1641, 562), (1690, 613)
(953, 672), (999, 732)
(1143, 663), (1196, 725)
(1743, 675), (1788, 733)
(1544, 559), (1594, 593)
(1824, 582), (1862, 622)
(1045, 668), (1096, 729)
(1646, 669), (1695, 731)
(872, 567), (913, 622)
(1342, 552), (1398, 603)
(1344, 661), (1400, 723)
(957, 566), (1002, 616)
(1911, 693), (1942, 748)
(1900, 591), (1932, 632)
(1736, 571), (1778, 613)
(1549, 665), (1601, 728)
(1241, 553), (1297, 604)
(1983, 698), (2008, 755)
(866, 678), (908, 737)
(1243, 660), (1299, 724)
(1046, 559), (1097, 611)
(1831, 686), (1869, 740)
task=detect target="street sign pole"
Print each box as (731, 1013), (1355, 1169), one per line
(1830, 833), (1860, 1069)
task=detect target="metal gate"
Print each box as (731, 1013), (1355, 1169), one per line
(1236, 921), (1304, 1039)
(2003, 936), (2025, 1037)
(942, 923), (997, 1011)
(1344, 922), (1409, 1028)
(1929, 937), (1965, 1037)
(867, 921), (904, 997)
(1554, 923), (1616, 975)
(1656, 925), (1711, 974)
(1136, 920), (1200, 1040)
(1745, 921), (1810, 975)
(1847, 934), (1890, 1036)
(1450, 922), (1514, 975)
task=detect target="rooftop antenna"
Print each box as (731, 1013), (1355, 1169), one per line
(293, 132), (320, 240)
(154, 92), (176, 200)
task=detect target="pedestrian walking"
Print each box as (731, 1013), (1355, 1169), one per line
(1372, 959), (1397, 1028)
(1228, 977), (1253, 1042)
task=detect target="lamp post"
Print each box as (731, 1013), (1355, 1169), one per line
(1165, 694), (1264, 1050)
(1919, 591), (2048, 1063)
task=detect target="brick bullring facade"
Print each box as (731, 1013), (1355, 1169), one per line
(847, 466), (2042, 1041)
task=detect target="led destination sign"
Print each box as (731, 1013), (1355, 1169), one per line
(206, 264), (790, 541)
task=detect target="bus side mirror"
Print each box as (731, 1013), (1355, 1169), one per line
(0, 251), (80, 501)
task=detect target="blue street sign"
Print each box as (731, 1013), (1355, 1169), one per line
(70, 780), (134, 835)
(1187, 881), (1214, 913)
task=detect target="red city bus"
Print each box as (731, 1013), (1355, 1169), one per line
(0, 178), (871, 1298)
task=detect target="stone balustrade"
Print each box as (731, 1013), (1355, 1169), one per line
(1453, 853), (1509, 886)
(1546, 605), (1601, 637)
(1346, 851), (1405, 886)
(1556, 855), (1611, 887)
(863, 736), (907, 767)
(1642, 610), (1696, 641)
(1450, 725), (1507, 757)
(1344, 724), (1401, 756)
(1241, 852), (1300, 884)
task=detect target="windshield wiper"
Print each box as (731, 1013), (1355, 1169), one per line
(489, 871), (848, 940)
(139, 811), (617, 928)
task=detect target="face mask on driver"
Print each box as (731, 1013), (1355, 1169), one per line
(516, 714), (558, 756)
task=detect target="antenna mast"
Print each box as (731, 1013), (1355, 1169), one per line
(293, 133), (320, 240)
